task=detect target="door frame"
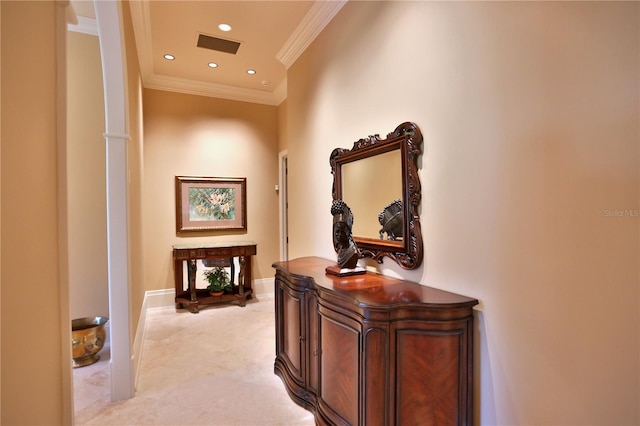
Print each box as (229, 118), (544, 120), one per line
(279, 150), (289, 261)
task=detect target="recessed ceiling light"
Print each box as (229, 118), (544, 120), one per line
(208, 62), (218, 68)
(163, 54), (175, 60)
(218, 23), (232, 32)
(246, 69), (256, 75)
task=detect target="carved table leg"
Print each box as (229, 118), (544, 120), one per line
(174, 258), (183, 309)
(236, 256), (247, 307)
(238, 256), (246, 296)
(187, 259), (199, 313)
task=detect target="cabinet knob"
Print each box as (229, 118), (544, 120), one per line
(299, 336), (304, 342)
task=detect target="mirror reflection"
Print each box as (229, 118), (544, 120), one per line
(342, 150), (402, 243)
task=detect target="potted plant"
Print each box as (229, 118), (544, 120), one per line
(203, 266), (233, 296)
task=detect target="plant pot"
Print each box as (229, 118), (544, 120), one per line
(209, 291), (224, 297)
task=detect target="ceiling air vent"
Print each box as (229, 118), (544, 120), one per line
(197, 33), (241, 54)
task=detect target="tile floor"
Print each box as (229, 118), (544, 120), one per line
(73, 294), (315, 425)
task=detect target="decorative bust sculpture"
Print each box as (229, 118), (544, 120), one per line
(378, 199), (403, 241)
(331, 200), (359, 268)
(326, 200), (365, 276)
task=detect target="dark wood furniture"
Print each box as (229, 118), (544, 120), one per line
(330, 122), (424, 269)
(273, 257), (478, 426)
(172, 242), (256, 313)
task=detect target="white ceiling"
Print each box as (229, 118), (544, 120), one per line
(69, 0), (346, 105)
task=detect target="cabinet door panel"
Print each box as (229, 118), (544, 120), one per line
(307, 293), (319, 393)
(395, 329), (463, 426)
(319, 312), (360, 426)
(278, 282), (304, 382)
(364, 328), (388, 426)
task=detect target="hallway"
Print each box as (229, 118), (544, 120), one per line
(73, 295), (314, 425)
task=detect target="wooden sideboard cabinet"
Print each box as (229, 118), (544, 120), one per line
(273, 257), (479, 426)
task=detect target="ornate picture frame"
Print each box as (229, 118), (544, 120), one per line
(330, 122), (423, 269)
(175, 176), (247, 233)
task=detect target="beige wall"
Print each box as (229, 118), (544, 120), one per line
(286, 2), (639, 425)
(1, 1), (146, 422)
(1, 1), (66, 423)
(277, 99), (288, 154)
(67, 31), (109, 320)
(122, 0), (146, 340)
(66, 0), (146, 381)
(142, 89), (280, 291)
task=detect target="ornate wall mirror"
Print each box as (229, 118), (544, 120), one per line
(330, 122), (423, 269)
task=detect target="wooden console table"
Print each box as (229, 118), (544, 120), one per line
(173, 242), (257, 313)
(273, 257), (478, 426)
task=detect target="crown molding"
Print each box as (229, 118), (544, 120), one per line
(128, 0), (154, 79)
(145, 73), (283, 106)
(273, 78), (287, 105)
(129, 0), (345, 105)
(67, 16), (98, 36)
(276, 0), (347, 69)
(130, 0), (282, 105)
(65, 0), (77, 26)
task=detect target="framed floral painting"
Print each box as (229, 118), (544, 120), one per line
(175, 176), (247, 233)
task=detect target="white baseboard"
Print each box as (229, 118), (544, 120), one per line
(253, 278), (274, 297)
(131, 288), (173, 389)
(144, 288), (176, 309)
(141, 279), (274, 311)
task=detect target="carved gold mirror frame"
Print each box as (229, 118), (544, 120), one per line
(330, 122), (423, 269)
